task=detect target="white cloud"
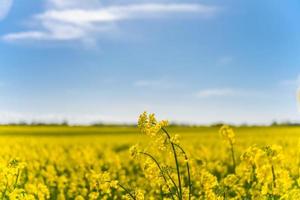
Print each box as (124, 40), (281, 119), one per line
(280, 74), (300, 87)
(38, 4), (217, 25)
(0, 0), (13, 21)
(195, 87), (272, 99)
(3, 31), (48, 41)
(2, 2), (220, 42)
(46, 0), (101, 10)
(196, 88), (237, 98)
(134, 79), (176, 89)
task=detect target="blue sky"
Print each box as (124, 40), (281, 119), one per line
(0, 0), (300, 124)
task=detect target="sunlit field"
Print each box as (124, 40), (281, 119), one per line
(1, 113), (300, 199)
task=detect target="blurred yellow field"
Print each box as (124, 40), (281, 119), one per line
(1, 113), (300, 199)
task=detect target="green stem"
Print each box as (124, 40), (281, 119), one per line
(117, 183), (136, 200)
(174, 143), (192, 200)
(140, 152), (177, 200)
(14, 169), (20, 189)
(165, 172), (180, 196)
(161, 127), (182, 200)
(105, 180), (136, 199)
(271, 165), (276, 188)
(230, 141), (236, 171)
(2, 176), (8, 199)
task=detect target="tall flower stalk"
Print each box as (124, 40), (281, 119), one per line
(129, 112), (192, 200)
(219, 125), (236, 171)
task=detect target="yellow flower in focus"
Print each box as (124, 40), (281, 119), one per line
(138, 111), (169, 137)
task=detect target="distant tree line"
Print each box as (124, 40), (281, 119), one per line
(1, 120), (300, 127)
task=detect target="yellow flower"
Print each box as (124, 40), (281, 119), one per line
(223, 174), (238, 187)
(75, 195), (85, 200)
(219, 125), (235, 144)
(135, 189), (145, 200)
(170, 134), (180, 145)
(138, 111), (169, 137)
(129, 145), (139, 159)
(88, 192), (99, 200)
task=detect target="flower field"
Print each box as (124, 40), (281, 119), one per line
(1, 113), (300, 199)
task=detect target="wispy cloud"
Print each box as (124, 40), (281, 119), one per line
(0, 0), (13, 21)
(134, 78), (177, 89)
(46, 0), (101, 10)
(195, 88), (270, 99)
(279, 74), (300, 87)
(196, 88), (236, 98)
(2, 1), (220, 42)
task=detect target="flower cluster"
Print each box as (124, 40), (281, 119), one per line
(138, 111), (168, 137)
